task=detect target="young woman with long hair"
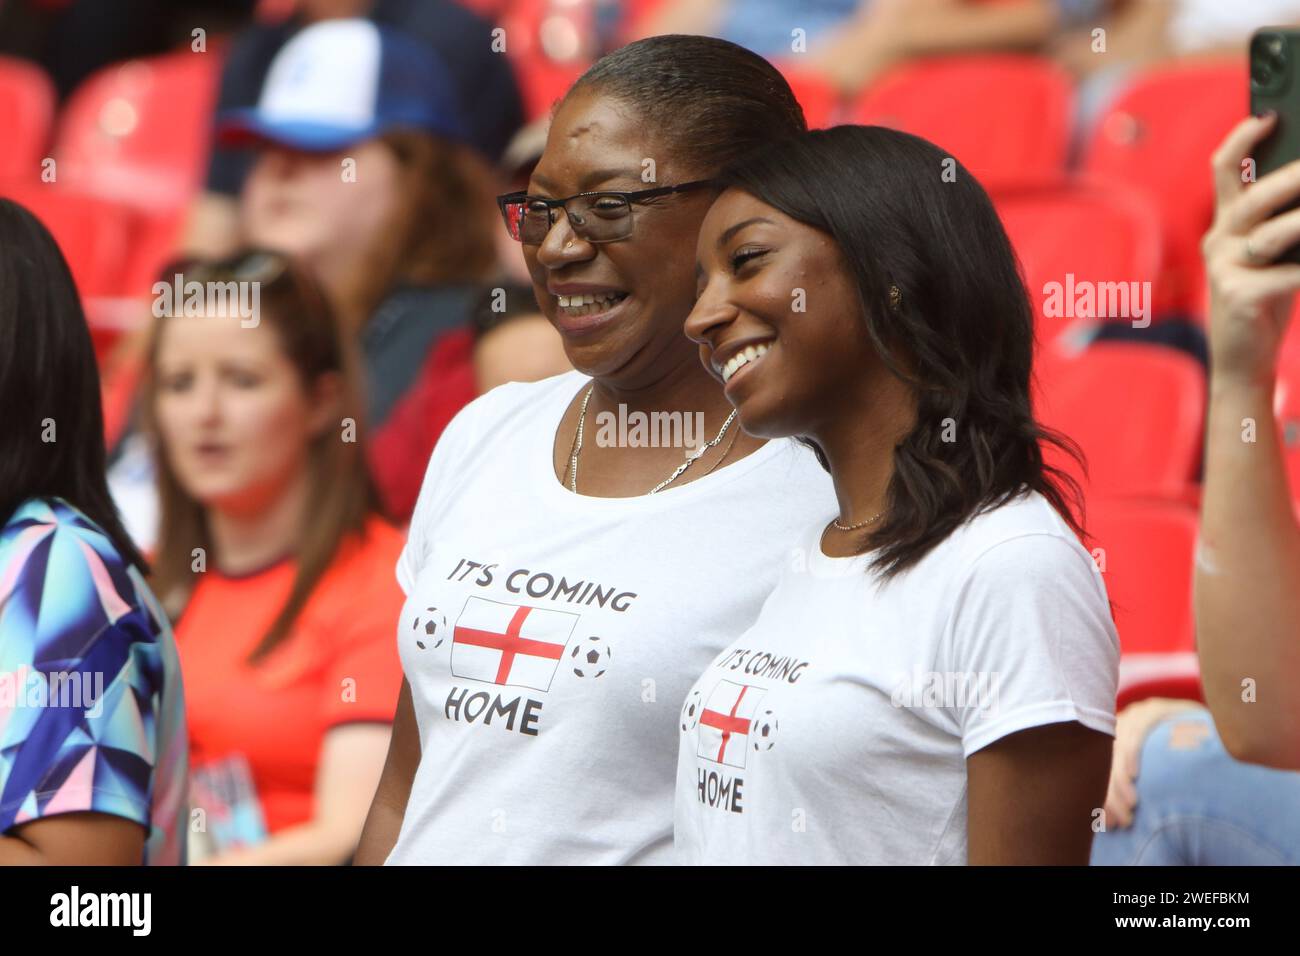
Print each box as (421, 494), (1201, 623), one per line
(143, 250), (404, 864)
(676, 125), (1119, 864)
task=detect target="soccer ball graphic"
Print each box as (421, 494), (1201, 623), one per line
(412, 607), (448, 650)
(570, 636), (611, 678)
(680, 689), (703, 732)
(751, 709), (778, 751)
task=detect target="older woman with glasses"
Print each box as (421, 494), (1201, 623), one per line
(354, 35), (835, 866)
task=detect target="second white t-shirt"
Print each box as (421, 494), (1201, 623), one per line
(674, 490), (1120, 865)
(386, 370), (835, 865)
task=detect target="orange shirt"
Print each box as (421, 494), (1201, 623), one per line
(175, 516), (405, 834)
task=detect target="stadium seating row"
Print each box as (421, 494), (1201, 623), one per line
(0, 50), (1247, 314)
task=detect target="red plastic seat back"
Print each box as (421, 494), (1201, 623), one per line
(1085, 498), (1198, 658)
(994, 177), (1163, 348)
(499, 0), (593, 120)
(1037, 343), (1206, 501)
(0, 182), (132, 298)
(0, 57), (56, 181)
(778, 67), (840, 129)
(851, 55), (1073, 186)
(1082, 61), (1245, 316)
(53, 48), (223, 216)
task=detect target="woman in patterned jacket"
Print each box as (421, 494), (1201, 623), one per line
(0, 198), (188, 865)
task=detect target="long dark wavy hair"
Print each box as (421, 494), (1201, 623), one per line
(718, 125), (1086, 579)
(0, 198), (146, 570)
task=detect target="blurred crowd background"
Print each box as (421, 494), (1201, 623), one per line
(3, 0), (1300, 862)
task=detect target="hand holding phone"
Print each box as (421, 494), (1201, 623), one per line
(1250, 28), (1300, 264)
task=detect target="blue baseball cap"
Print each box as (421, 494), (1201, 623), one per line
(216, 18), (467, 152)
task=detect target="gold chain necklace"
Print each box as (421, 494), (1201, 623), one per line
(830, 510), (884, 532)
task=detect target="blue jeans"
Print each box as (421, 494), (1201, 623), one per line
(1091, 709), (1300, 865)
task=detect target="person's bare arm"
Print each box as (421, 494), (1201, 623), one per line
(807, 0), (1063, 94)
(1052, 0), (1172, 76)
(967, 721), (1112, 864)
(886, 0), (1062, 55)
(200, 723), (391, 865)
(0, 813), (146, 865)
(1196, 114), (1300, 768)
(354, 680), (421, 865)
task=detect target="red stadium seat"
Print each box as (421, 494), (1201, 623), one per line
(1086, 502), (1196, 712)
(52, 48), (223, 217)
(1087, 499), (1198, 654)
(1085, 498), (1201, 707)
(1082, 60), (1245, 317)
(499, 0), (594, 120)
(1037, 342), (1206, 501)
(510, 52), (589, 121)
(994, 177), (1163, 350)
(0, 57), (56, 181)
(850, 55), (1073, 185)
(777, 67), (841, 129)
(1086, 496), (1196, 707)
(0, 182), (131, 298)
(0, 182), (140, 360)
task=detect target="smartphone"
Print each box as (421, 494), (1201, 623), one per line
(1250, 27), (1300, 263)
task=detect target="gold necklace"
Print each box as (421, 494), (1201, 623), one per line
(830, 510), (884, 532)
(567, 384), (739, 495)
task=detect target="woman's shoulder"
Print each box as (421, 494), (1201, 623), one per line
(0, 497), (158, 650)
(2, 497), (135, 584)
(434, 369), (587, 454)
(944, 489), (1097, 584)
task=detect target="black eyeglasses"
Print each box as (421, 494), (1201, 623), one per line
(497, 180), (716, 244)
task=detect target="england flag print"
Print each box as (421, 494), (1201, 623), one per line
(697, 680), (766, 769)
(451, 597), (578, 692)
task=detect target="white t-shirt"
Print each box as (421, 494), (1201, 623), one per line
(386, 370), (835, 865)
(674, 490), (1119, 865)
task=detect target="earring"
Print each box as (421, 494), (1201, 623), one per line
(888, 285), (903, 310)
